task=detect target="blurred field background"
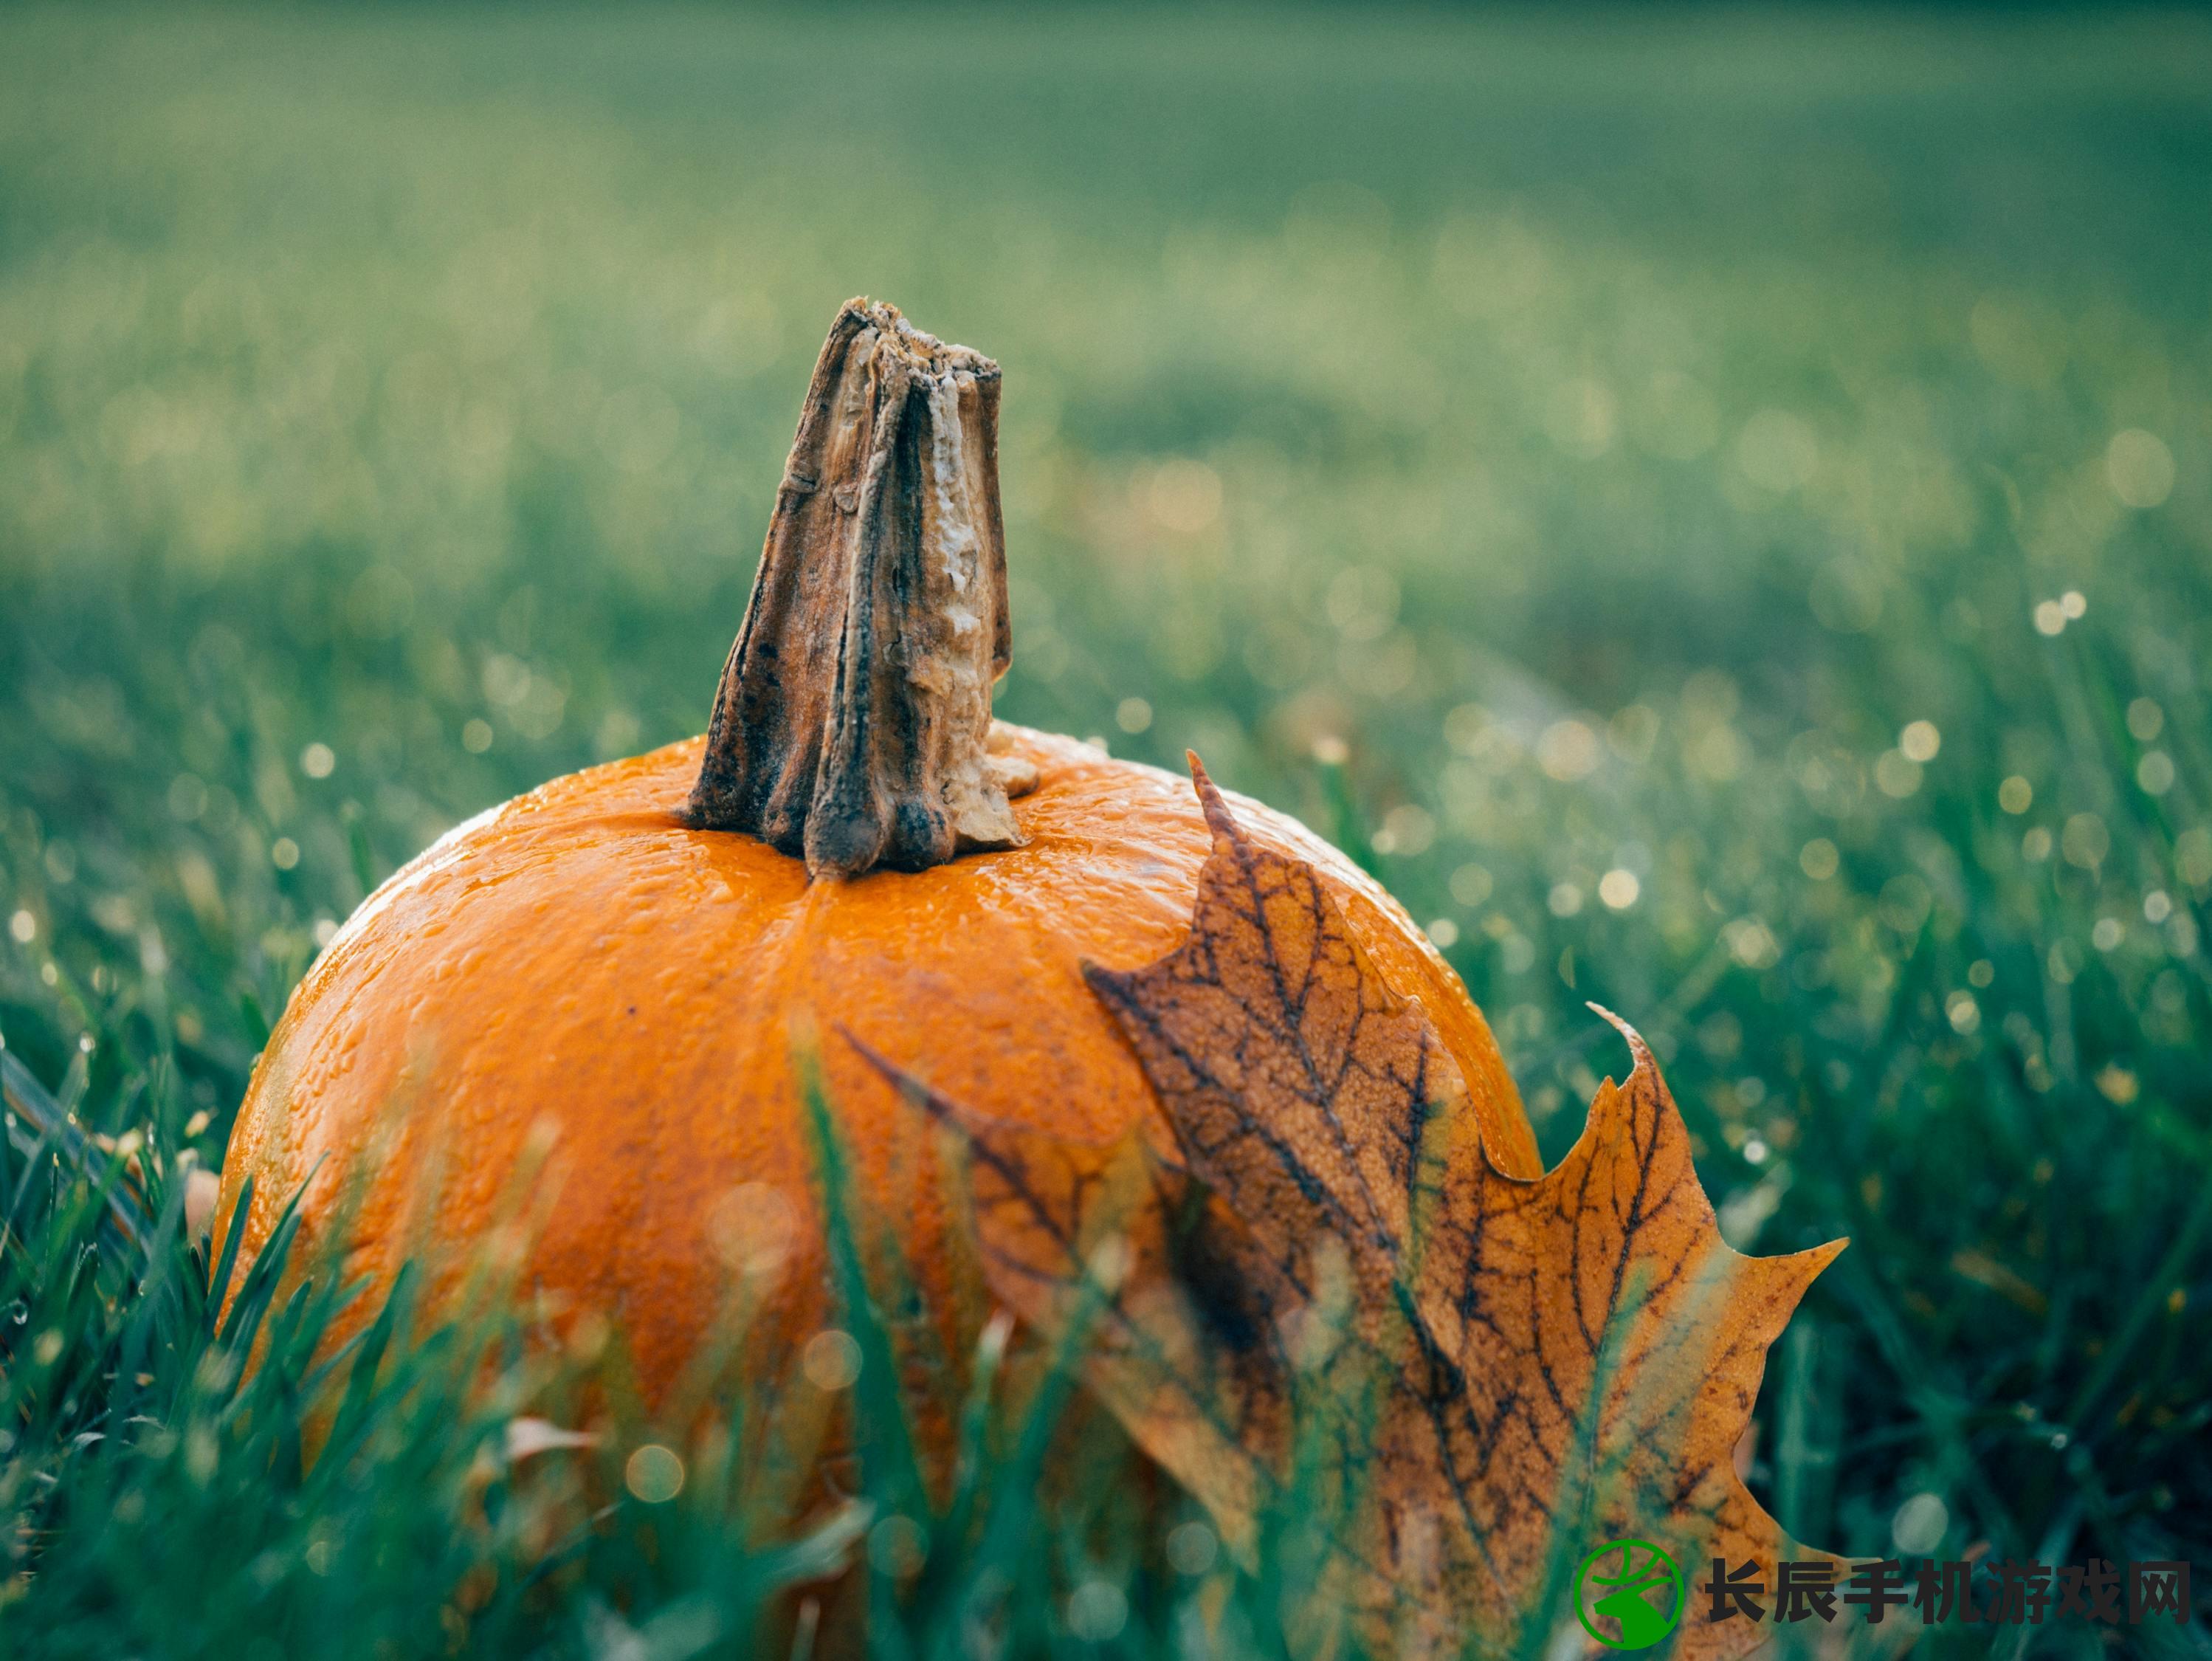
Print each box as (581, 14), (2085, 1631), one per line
(3, 5), (2210, 1656)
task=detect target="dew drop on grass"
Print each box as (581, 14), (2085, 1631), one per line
(802, 1328), (861, 1392)
(867, 1514), (928, 1578)
(624, 1443), (684, 1504)
(1066, 1580), (1129, 1643)
(2106, 429), (2174, 509)
(1891, 1492), (1949, 1555)
(1166, 1520), (1217, 1576)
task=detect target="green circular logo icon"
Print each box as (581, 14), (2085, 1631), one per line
(1573, 1538), (1684, 1650)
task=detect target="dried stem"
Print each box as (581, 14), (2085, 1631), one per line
(688, 299), (1035, 878)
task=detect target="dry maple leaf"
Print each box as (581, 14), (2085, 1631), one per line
(860, 757), (1844, 1660)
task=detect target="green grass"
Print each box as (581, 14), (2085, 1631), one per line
(3, 4), (2210, 1654)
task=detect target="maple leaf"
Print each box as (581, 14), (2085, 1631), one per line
(860, 757), (1844, 1659)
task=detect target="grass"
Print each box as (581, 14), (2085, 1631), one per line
(2, 4), (2210, 1654)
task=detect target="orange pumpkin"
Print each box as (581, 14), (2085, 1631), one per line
(213, 300), (1540, 1423)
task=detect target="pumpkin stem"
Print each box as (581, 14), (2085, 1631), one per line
(687, 299), (1037, 878)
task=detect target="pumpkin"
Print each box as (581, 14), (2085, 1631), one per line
(212, 298), (1540, 1423)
